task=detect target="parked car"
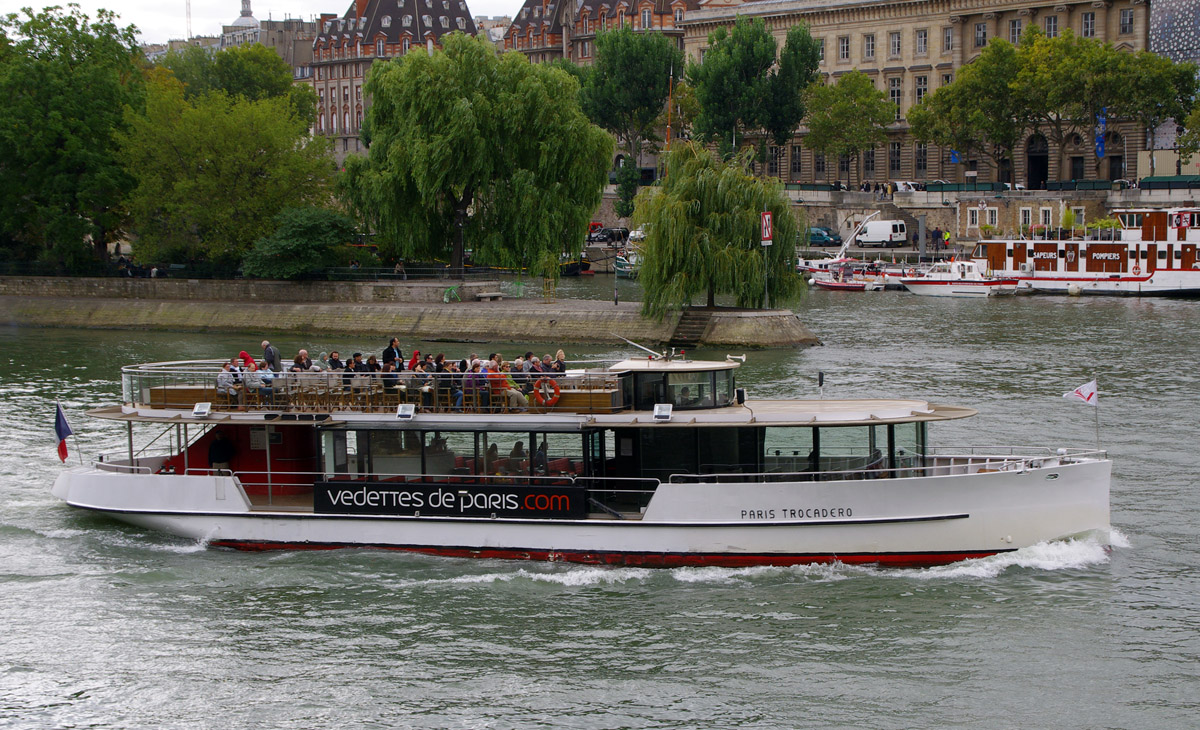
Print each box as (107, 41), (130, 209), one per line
(813, 226), (843, 245)
(807, 228), (839, 246)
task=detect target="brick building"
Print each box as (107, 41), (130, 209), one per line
(312, 0), (478, 163)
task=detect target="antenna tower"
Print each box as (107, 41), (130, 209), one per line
(186, 0), (192, 38)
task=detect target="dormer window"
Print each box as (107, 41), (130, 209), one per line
(402, 37), (410, 52)
(376, 39), (385, 55)
(402, 15), (412, 26)
(439, 15), (448, 27)
(442, 0), (449, 8)
(459, 1), (466, 10)
(422, 14), (432, 28)
(674, 8), (683, 23)
(424, 0), (432, 7)
(381, 15), (391, 27)
(456, 17), (465, 29)
(582, 15), (590, 34)
(641, 7), (652, 28)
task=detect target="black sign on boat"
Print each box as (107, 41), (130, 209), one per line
(313, 481), (588, 519)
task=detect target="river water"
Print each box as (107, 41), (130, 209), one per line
(2, 284), (1199, 729)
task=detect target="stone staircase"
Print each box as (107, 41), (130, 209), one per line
(668, 307), (713, 348)
(877, 201), (921, 242)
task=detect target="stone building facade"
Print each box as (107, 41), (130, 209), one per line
(679, 0), (1153, 188)
(220, 2), (319, 84)
(312, 0), (478, 163)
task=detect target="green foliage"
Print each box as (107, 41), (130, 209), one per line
(116, 72), (334, 265)
(633, 142), (802, 317)
(1060, 208), (1076, 231)
(581, 27), (683, 165)
(1113, 52), (1198, 175)
(0, 5), (144, 264)
(687, 17), (819, 158)
(1087, 217), (1121, 230)
(909, 39), (1024, 174)
(614, 161), (639, 219)
(657, 79), (699, 147)
(1180, 106), (1200, 164)
(159, 42), (315, 127)
(804, 71), (893, 183)
(242, 207), (358, 279)
(339, 33), (613, 279)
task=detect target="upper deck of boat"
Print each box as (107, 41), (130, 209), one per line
(101, 358), (975, 428)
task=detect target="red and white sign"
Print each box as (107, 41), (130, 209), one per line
(761, 211), (773, 246)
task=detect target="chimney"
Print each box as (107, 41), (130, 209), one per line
(355, 0), (369, 19)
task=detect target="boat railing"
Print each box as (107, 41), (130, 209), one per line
(119, 360), (628, 415)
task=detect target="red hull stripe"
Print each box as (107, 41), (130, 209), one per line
(208, 540), (1011, 568)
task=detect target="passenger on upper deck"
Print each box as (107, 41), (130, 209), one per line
(552, 350), (567, 374)
(216, 362), (242, 402)
(328, 352), (344, 371)
(291, 349), (313, 372)
(261, 341), (282, 372)
(383, 338), (403, 370)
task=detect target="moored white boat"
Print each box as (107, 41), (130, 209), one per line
(901, 260), (1020, 298)
(51, 356), (1110, 567)
(970, 207), (1200, 296)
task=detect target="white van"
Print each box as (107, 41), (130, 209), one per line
(857, 220), (908, 248)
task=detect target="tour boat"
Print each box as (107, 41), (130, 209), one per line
(614, 252), (641, 279)
(970, 207), (1200, 296)
(901, 260), (1020, 298)
(50, 356), (1110, 568)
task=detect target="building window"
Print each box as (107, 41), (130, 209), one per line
(943, 26), (953, 52)
(675, 8), (683, 24)
(376, 39), (385, 55)
(1044, 16), (1058, 38)
(790, 145), (802, 177)
(838, 154), (850, 174)
(915, 145), (928, 174)
(968, 208), (979, 228)
(1020, 207), (1032, 228)
(439, 15), (449, 28)
(402, 37), (410, 52)
(863, 33), (875, 60)
(1119, 9), (1134, 34)
(889, 77), (901, 120)
(916, 29), (928, 55)
(456, 16), (464, 29)
(423, 15), (432, 28)
(889, 31), (901, 57)
(642, 8), (652, 29)
(889, 141), (901, 174)
(942, 73), (952, 86)
(838, 35), (849, 61)
(381, 15), (391, 27)
(768, 146), (780, 176)
(864, 148), (875, 175)
(581, 40), (590, 57)
(974, 23), (987, 47)
(582, 16), (589, 34)
(817, 38), (824, 62)
(1081, 12), (1095, 38)
(1041, 208), (1053, 227)
(814, 153), (826, 176)
(915, 75), (928, 104)
(618, 10), (625, 26)
(987, 208), (998, 227)
(403, 15), (412, 26)
(1009, 19), (1022, 44)
(1071, 207), (1086, 227)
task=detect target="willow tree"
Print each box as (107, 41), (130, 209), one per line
(633, 142), (802, 317)
(340, 33), (613, 278)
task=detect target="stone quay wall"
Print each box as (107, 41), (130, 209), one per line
(0, 276), (819, 347)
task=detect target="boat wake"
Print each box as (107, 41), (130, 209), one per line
(902, 529), (1127, 580)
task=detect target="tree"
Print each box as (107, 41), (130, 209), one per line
(688, 17), (819, 160)
(909, 38), (1026, 180)
(581, 27), (682, 167)
(0, 5), (144, 265)
(633, 142), (802, 316)
(614, 160), (639, 219)
(1114, 52), (1199, 176)
(1180, 106), (1200, 164)
(339, 33), (613, 279)
(242, 207), (358, 279)
(804, 71), (894, 185)
(160, 42), (316, 126)
(116, 72), (333, 265)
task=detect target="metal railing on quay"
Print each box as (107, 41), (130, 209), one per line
(121, 360), (626, 415)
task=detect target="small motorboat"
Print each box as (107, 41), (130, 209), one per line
(901, 260), (1019, 298)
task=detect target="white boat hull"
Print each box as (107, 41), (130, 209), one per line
(901, 281), (1018, 298)
(53, 458), (1110, 567)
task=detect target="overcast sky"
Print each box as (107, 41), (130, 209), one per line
(27, 0), (524, 45)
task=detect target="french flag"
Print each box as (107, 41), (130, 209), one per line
(55, 403), (73, 462)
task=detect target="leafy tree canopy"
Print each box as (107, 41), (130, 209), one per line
(242, 207), (358, 279)
(581, 27), (682, 166)
(633, 142), (802, 317)
(159, 42), (315, 126)
(116, 71), (333, 265)
(1180, 106), (1200, 164)
(687, 17), (819, 157)
(0, 5), (144, 265)
(339, 33), (613, 279)
(804, 71), (894, 183)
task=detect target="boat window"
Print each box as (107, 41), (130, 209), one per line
(668, 371), (714, 408)
(891, 422), (926, 474)
(633, 372), (666, 410)
(819, 426), (884, 474)
(763, 426), (815, 474)
(639, 427), (697, 481)
(714, 369), (735, 406)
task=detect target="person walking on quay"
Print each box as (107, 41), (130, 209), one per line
(261, 340), (282, 372)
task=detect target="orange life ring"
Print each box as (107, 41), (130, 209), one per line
(906, 268), (916, 277)
(533, 377), (561, 407)
(1132, 264), (1141, 276)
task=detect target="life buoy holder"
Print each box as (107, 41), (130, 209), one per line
(906, 268), (916, 277)
(533, 377), (561, 407)
(1132, 264), (1141, 276)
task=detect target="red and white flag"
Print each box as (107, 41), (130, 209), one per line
(1063, 379), (1098, 406)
